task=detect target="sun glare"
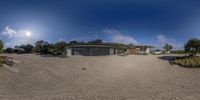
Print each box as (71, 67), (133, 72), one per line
(25, 31), (32, 37)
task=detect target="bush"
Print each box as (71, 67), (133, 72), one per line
(171, 50), (185, 54)
(184, 38), (200, 55)
(0, 56), (14, 66)
(0, 56), (6, 66)
(19, 44), (34, 53)
(0, 40), (4, 54)
(13, 48), (25, 54)
(53, 41), (66, 55)
(171, 57), (200, 68)
(5, 48), (13, 53)
(34, 40), (50, 54)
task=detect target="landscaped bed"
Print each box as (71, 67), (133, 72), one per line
(0, 56), (14, 67)
(0, 56), (7, 66)
(170, 56), (200, 68)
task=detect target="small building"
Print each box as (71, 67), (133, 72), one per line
(128, 45), (154, 54)
(64, 44), (127, 56)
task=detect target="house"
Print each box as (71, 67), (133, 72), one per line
(128, 45), (154, 54)
(152, 50), (163, 55)
(64, 44), (127, 56)
(64, 44), (154, 56)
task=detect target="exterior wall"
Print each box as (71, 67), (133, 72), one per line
(114, 48), (118, 55)
(109, 48), (114, 55)
(126, 49), (129, 54)
(129, 47), (151, 54)
(71, 47), (110, 56)
(117, 48), (127, 54)
(65, 46), (128, 56)
(66, 48), (72, 56)
(145, 47), (150, 54)
(129, 48), (141, 54)
(165, 51), (171, 54)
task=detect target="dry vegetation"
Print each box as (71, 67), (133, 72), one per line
(173, 57), (200, 67)
(0, 56), (14, 67)
(0, 56), (7, 66)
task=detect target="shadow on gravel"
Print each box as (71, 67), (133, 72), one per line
(158, 56), (176, 61)
(39, 54), (67, 58)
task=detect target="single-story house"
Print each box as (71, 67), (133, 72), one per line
(64, 44), (127, 56)
(64, 44), (154, 56)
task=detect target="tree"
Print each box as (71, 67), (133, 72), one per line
(184, 38), (200, 55)
(54, 41), (66, 54)
(88, 39), (103, 44)
(19, 44), (34, 53)
(0, 40), (4, 53)
(164, 43), (173, 54)
(69, 40), (78, 45)
(69, 40), (85, 45)
(5, 48), (13, 53)
(34, 40), (50, 54)
(13, 48), (25, 54)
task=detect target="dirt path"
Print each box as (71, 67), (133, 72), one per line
(0, 54), (200, 100)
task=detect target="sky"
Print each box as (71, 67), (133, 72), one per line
(0, 0), (200, 50)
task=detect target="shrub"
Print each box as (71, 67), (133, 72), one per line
(19, 44), (34, 53)
(0, 56), (14, 66)
(5, 48), (13, 53)
(0, 56), (7, 66)
(172, 57), (200, 68)
(171, 50), (185, 54)
(184, 38), (200, 55)
(0, 40), (4, 54)
(13, 48), (25, 54)
(54, 41), (66, 54)
(34, 40), (50, 54)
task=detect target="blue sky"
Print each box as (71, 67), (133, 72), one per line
(0, 0), (200, 49)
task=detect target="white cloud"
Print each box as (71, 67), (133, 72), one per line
(104, 29), (138, 44)
(157, 34), (167, 43)
(2, 26), (31, 38)
(2, 26), (18, 38)
(1, 26), (36, 47)
(111, 34), (138, 44)
(5, 39), (33, 48)
(56, 38), (64, 42)
(157, 34), (183, 50)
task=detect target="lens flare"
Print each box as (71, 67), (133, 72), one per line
(25, 31), (32, 37)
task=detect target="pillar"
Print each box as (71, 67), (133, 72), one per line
(109, 48), (114, 55)
(145, 47), (150, 54)
(115, 48), (118, 55)
(66, 48), (72, 56)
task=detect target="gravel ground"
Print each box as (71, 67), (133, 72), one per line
(0, 54), (200, 100)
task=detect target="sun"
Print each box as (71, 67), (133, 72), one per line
(25, 31), (32, 37)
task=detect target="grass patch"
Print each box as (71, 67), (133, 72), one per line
(170, 57), (200, 68)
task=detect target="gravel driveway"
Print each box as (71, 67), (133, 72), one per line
(0, 54), (200, 100)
